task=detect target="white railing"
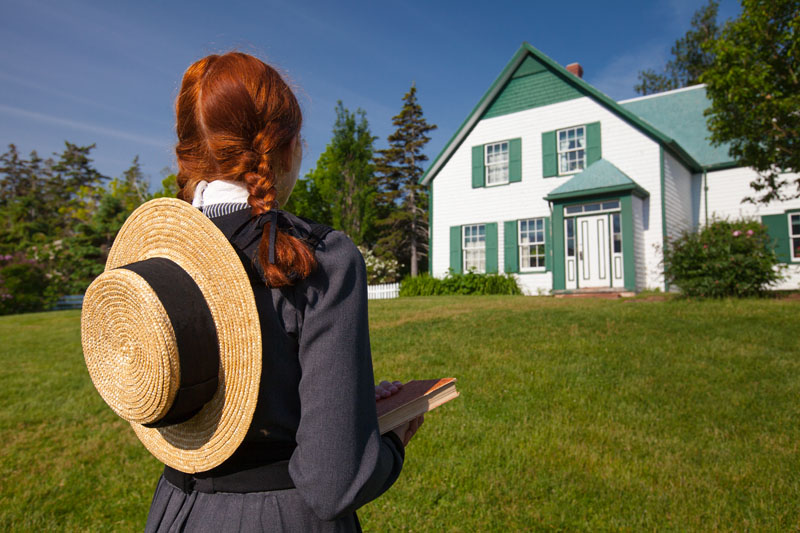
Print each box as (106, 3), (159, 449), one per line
(367, 282), (400, 300)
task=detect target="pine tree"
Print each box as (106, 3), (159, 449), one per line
(373, 84), (437, 277)
(287, 102), (377, 246)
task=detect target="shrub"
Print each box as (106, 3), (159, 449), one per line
(358, 246), (400, 284)
(0, 253), (54, 315)
(663, 218), (783, 298)
(400, 270), (522, 296)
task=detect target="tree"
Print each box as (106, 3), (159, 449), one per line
(702, 0), (800, 203)
(289, 102), (377, 246)
(372, 83), (437, 277)
(108, 156), (149, 212)
(0, 145), (57, 252)
(635, 0), (720, 95)
(150, 171), (179, 199)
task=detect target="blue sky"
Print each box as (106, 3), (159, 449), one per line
(1, 0), (741, 190)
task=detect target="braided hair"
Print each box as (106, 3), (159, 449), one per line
(175, 52), (315, 287)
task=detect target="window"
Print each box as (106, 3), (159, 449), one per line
(566, 218), (575, 258)
(791, 214), (800, 261)
(485, 141), (509, 185)
(463, 224), (486, 272)
(519, 218), (545, 270)
(612, 213), (622, 254)
(563, 200), (620, 216)
(557, 126), (585, 174)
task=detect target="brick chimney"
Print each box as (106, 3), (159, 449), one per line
(566, 63), (583, 78)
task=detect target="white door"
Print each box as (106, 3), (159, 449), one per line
(577, 214), (611, 288)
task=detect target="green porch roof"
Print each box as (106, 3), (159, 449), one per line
(620, 86), (735, 169)
(544, 159), (650, 201)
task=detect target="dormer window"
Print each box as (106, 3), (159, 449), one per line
(557, 126), (586, 174)
(485, 141), (509, 185)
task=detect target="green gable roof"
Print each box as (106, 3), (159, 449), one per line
(483, 56), (583, 118)
(620, 86), (735, 168)
(421, 42), (711, 186)
(544, 159), (649, 201)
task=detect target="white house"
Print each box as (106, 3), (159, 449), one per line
(422, 42), (800, 294)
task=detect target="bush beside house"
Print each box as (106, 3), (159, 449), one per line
(663, 219), (782, 298)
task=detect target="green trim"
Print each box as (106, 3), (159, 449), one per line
(509, 138), (522, 183)
(420, 42), (703, 186)
(551, 205), (565, 290)
(545, 183), (649, 201)
(704, 161), (739, 171)
(585, 122), (601, 166)
(472, 145), (484, 188)
(504, 220), (519, 273)
(485, 222), (498, 273)
(762, 213), (792, 263)
(542, 130), (557, 178)
(544, 217), (552, 272)
(428, 182), (433, 275)
(703, 168), (708, 226)
(450, 225), (462, 274)
(620, 195), (636, 291)
(660, 147), (668, 292)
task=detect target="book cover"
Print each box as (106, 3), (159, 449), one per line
(376, 378), (459, 434)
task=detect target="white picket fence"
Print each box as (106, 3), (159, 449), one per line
(367, 282), (400, 300)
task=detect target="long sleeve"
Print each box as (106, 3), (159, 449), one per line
(288, 230), (404, 521)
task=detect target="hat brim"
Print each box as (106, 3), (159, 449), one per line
(102, 198), (261, 473)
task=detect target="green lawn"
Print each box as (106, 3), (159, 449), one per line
(1, 296), (799, 531)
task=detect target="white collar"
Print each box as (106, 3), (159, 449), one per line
(191, 180), (250, 208)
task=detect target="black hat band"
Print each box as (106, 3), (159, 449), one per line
(119, 257), (220, 428)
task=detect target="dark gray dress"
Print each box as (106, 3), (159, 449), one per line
(145, 204), (404, 532)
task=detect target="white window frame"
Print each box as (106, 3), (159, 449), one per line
(485, 141), (509, 186)
(790, 213), (800, 262)
(519, 218), (546, 272)
(557, 126), (586, 175)
(463, 224), (486, 273)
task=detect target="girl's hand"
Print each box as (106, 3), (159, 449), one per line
(391, 415), (424, 447)
(375, 380), (403, 401)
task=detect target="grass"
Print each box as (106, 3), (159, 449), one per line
(1, 296), (799, 531)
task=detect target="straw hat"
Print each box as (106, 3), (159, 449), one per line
(81, 198), (261, 473)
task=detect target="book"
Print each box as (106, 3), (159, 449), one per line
(376, 378), (459, 434)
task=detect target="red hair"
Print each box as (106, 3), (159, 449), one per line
(175, 52), (315, 287)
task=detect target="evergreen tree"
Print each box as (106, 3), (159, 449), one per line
(108, 155), (149, 212)
(373, 83), (437, 277)
(635, 0), (720, 95)
(288, 102), (377, 246)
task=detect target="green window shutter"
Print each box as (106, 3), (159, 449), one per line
(504, 220), (519, 273)
(586, 122), (602, 166)
(541, 131), (557, 177)
(472, 145), (485, 188)
(761, 214), (791, 262)
(544, 217), (552, 272)
(485, 223), (498, 273)
(450, 225), (463, 273)
(509, 138), (522, 183)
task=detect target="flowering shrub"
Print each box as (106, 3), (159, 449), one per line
(357, 246), (400, 284)
(0, 253), (54, 315)
(663, 218), (783, 298)
(400, 270), (522, 296)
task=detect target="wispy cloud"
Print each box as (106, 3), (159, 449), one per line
(586, 44), (670, 101)
(0, 104), (169, 148)
(0, 72), (172, 127)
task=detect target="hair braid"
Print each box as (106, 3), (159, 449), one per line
(174, 52), (316, 287)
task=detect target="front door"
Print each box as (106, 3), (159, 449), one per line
(577, 214), (610, 288)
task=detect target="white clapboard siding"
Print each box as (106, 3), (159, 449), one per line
(367, 282), (400, 300)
